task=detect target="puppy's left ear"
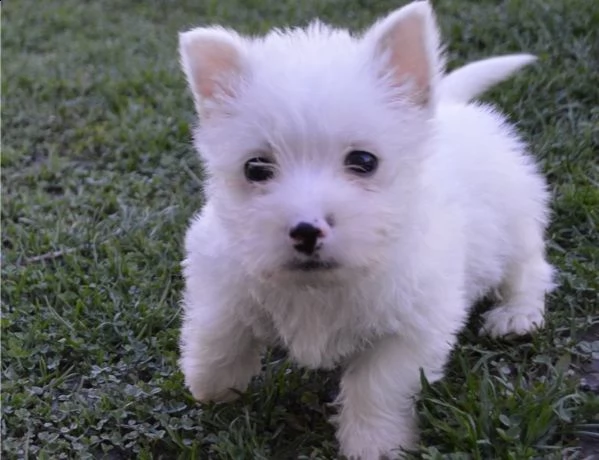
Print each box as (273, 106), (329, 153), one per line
(366, 1), (442, 107)
(179, 27), (247, 118)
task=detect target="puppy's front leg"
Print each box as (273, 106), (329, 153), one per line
(335, 334), (454, 460)
(179, 294), (262, 403)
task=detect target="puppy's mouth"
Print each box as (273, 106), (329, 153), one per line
(285, 259), (339, 272)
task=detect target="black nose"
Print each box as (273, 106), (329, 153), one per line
(289, 222), (323, 255)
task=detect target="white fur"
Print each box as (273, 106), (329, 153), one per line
(439, 54), (537, 103)
(177, 2), (554, 458)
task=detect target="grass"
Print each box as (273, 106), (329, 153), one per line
(1, 0), (598, 458)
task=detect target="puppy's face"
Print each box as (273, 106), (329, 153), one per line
(180, 4), (441, 281)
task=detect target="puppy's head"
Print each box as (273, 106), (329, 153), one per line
(180, 2), (443, 283)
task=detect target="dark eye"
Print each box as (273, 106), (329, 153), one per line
(344, 150), (378, 176)
(244, 157), (275, 182)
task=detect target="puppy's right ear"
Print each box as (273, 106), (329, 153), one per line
(179, 27), (246, 118)
(365, 1), (442, 108)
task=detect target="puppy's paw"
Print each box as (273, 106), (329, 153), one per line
(337, 413), (417, 460)
(189, 385), (242, 404)
(181, 353), (260, 404)
(480, 304), (544, 338)
(183, 364), (255, 403)
(339, 432), (416, 460)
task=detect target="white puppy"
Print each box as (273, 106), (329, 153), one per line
(177, 2), (554, 458)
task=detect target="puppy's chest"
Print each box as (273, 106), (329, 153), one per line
(249, 286), (396, 369)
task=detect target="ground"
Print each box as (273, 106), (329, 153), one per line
(1, 0), (598, 458)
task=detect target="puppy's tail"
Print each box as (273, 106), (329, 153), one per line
(439, 54), (537, 104)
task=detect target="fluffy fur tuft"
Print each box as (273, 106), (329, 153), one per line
(177, 2), (554, 458)
(439, 54), (537, 103)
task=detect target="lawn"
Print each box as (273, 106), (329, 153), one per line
(1, 0), (598, 458)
